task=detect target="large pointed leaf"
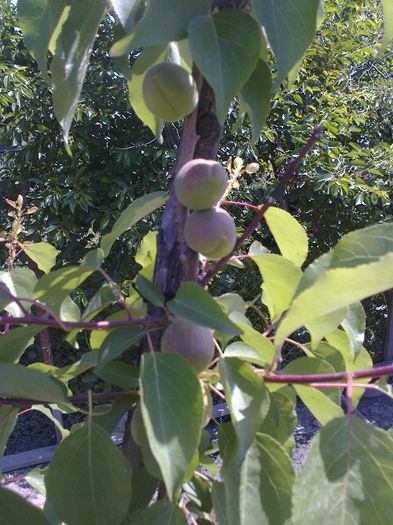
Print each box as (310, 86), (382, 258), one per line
(46, 422), (132, 525)
(24, 242), (59, 274)
(17, 0), (65, 83)
(293, 416), (393, 525)
(188, 10), (261, 123)
(0, 486), (49, 525)
(222, 433), (295, 525)
(306, 307), (347, 350)
(252, 0), (320, 85)
(51, 0), (107, 140)
(0, 364), (68, 403)
(263, 207), (308, 267)
(276, 252), (393, 348)
(112, 0), (144, 33)
(240, 58), (272, 143)
(252, 254), (303, 322)
(220, 358), (269, 459)
(0, 326), (42, 363)
(342, 301), (366, 356)
(135, 231), (158, 280)
(111, 0), (210, 56)
(100, 192), (167, 258)
(34, 266), (94, 313)
(122, 468), (157, 523)
(167, 282), (241, 335)
(140, 353), (203, 500)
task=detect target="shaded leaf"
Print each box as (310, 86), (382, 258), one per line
(168, 282), (241, 335)
(46, 422), (132, 525)
(94, 361), (139, 389)
(134, 274), (165, 307)
(97, 326), (144, 367)
(293, 416), (393, 525)
(0, 406), (18, 470)
(0, 486), (49, 525)
(51, 0), (107, 139)
(129, 501), (187, 525)
(122, 468), (158, 524)
(220, 358), (269, 460)
(0, 326), (42, 363)
(240, 59), (272, 143)
(24, 242), (58, 274)
(0, 364), (68, 404)
(140, 353), (203, 500)
(17, 0), (65, 83)
(188, 10), (261, 123)
(252, 0), (320, 85)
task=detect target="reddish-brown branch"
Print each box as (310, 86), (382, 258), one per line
(0, 390), (138, 408)
(201, 126), (322, 286)
(264, 363), (393, 383)
(222, 200), (259, 211)
(0, 314), (166, 331)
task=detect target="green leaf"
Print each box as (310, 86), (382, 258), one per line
(140, 353), (203, 501)
(188, 10), (261, 123)
(251, 254), (303, 322)
(283, 357), (343, 425)
(59, 296), (80, 322)
(167, 282), (242, 336)
(292, 416), (393, 525)
(34, 266), (94, 313)
(17, 0), (65, 83)
(24, 242), (59, 274)
(135, 231), (158, 280)
(93, 399), (134, 435)
(229, 312), (275, 366)
(126, 46), (166, 140)
(33, 405), (69, 439)
(111, 0), (210, 56)
(215, 293), (247, 317)
(263, 207), (308, 267)
(112, 0), (145, 34)
(100, 192), (167, 258)
(252, 0), (321, 86)
(382, 0), (393, 48)
(276, 252), (393, 348)
(134, 275), (165, 307)
(306, 307), (347, 350)
(0, 486), (49, 524)
(220, 358), (270, 459)
(0, 406), (18, 469)
(224, 341), (269, 367)
(211, 482), (229, 525)
(240, 59), (272, 143)
(123, 468), (158, 524)
(0, 326), (42, 363)
(129, 501), (187, 525)
(94, 361), (139, 389)
(46, 422), (132, 525)
(342, 302), (366, 356)
(0, 364), (68, 404)
(55, 351), (98, 383)
(222, 433), (294, 525)
(51, 0), (107, 140)
(97, 326), (144, 367)
(0, 268), (37, 316)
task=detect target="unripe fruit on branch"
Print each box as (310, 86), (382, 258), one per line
(130, 403), (144, 446)
(184, 207), (237, 259)
(142, 62), (198, 122)
(161, 318), (214, 374)
(175, 159), (228, 210)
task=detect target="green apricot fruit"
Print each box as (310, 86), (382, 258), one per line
(143, 62), (198, 122)
(184, 207), (237, 259)
(161, 318), (214, 374)
(130, 403), (145, 446)
(175, 159), (228, 210)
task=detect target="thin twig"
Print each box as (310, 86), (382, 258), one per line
(222, 200), (259, 211)
(201, 126), (322, 286)
(98, 268), (133, 320)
